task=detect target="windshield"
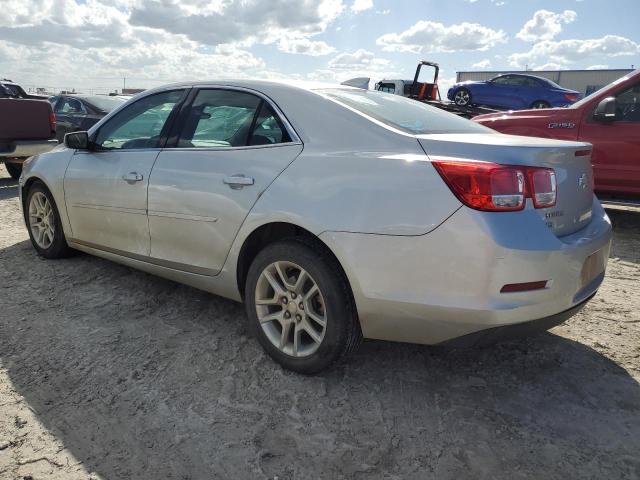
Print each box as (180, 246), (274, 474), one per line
(83, 95), (127, 112)
(316, 88), (491, 135)
(570, 71), (636, 109)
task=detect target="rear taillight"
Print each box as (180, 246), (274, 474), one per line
(564, 93), (579, 102)
(49, 111), (56, 133)
(527, 168), (556, 208)
(433, 160), (557, 212)
(432, 161), (525, 211)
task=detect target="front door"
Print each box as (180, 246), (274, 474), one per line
(579, 80), (640, 195)
(147, 88), (303, 275)
(64, 89), (186, 256)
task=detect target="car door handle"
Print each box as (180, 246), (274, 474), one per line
(223, 175), (254, 189)
(122, 172), (143, 183)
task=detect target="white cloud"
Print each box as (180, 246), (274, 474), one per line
(351, 0), (373, 13)
(471, 59), (491, 69)
(587, 64), (609, 70)
(509, 35), (640, 68)
(536, 63), (563, 71)
(0, 0), (348, 92)
(516, 9), (577, 42)
(328, 49), (389, 70)
(278, 37), (336, 56)
(376, 20), (507, 53)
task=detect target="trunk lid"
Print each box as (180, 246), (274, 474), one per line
(418, 133), (595, 237)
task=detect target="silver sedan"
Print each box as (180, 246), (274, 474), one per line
(19, 81), (612, 373)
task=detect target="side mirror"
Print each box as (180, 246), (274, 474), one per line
(593, 97), (617, 122)
(64, 131), (90, 150)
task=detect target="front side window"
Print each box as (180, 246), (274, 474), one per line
(491, 76), (514, 86)
(615, 82), (640, 122)
(317, 88), (491, 135)
(178, 89), (290, 148)
(94, 90), (184, 150)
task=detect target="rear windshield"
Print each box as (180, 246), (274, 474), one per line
(316, 88), (492, 135)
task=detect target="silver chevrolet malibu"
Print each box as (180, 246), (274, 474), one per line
(19, 81), (612, 373)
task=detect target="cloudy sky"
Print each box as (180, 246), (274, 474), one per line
(1, 0), (639, 94)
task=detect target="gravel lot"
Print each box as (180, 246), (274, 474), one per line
(1, 167), (639, 480)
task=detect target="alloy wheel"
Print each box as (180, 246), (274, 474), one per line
(255, 261), (327, 357)
(454, 89), (470, 106)
(28, 191), (55, 249)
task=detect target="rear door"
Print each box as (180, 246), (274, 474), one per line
(579, 80), (640, 195)
(147, 87), (303, 275)
(64, 89), (187, 256)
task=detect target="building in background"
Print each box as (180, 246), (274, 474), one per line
(456, 69), (633, 96)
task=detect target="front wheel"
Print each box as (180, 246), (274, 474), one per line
(453, 88), (472, 106)
(5, 162), (22, 179)
(245, 239), (361, 374)
(531, 100), (551, 109)
(25, 182), (74, 259)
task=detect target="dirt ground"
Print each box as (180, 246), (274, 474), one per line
(0, 168), (639, 480)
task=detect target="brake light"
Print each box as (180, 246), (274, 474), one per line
(527, 168), (556, 208)
(432, 161), (525, 211)
(49, 111), (56, 133)
(564, 93), (578, 102)
(433, 160), (557, 212)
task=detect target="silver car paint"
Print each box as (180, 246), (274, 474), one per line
(65, 149), (160, 256)
(20, 80), (612, 345)
(148, 143), (304, 275)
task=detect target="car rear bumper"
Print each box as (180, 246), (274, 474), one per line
(440, 293), (594, 347)
(0, 139), (58, 160)
(320, 197), (612, 345)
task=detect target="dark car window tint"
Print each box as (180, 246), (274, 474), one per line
(491, 76), (514, 85)
(249, 102), (291, 145)
(94, 90), (183, 150)
(615, 82), (640, 122)
(57, 98), (85, 114)
(177, 90), (290, 148)
(376, 83), (396, 94)
(318, 88), (491, 135)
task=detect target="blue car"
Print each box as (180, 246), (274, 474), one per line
(447, 73), (581, 110)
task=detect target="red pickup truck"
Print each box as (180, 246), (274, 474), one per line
(474, 69), (640, 199)
(1, 79), (57, 179)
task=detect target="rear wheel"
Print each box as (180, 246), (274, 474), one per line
(245, 238), (361, 374)
(531, 100), (550, 109)
(26, 182), (74, 259)
(453, 88), (472, 106)
(5, 162), (22, 179)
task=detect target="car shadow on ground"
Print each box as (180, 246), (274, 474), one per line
(0, 176), (18, 200)
(1, 239), (639, 479)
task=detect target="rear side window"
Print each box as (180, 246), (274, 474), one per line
(56, 98), (85, 114)
(177, 89), (291, 148)
(316, 88), (491, 135)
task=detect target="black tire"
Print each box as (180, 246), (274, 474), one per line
(245, 238), (362, 374)
(56, 127), (66, 144)
(531, 100), (550, 109)
(453, 87), (472, 106)
(25, 181), (75, 259)
(5, 162), (22, 179)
